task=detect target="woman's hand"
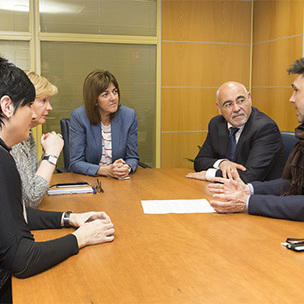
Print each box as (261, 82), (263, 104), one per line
(69, 211), (111, 227)
(41, 131), (64, 157)
(72, 219), (115, 248)
(98, 158), (130, 179)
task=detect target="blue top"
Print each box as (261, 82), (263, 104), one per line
(69, 105), (139, 176)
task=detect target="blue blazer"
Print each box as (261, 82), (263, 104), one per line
(69, 105), (139, 176)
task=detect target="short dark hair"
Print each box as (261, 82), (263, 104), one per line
(0, 57), (35, 127)
(83, 69), (120, 125)
(287, 58), (304, 76)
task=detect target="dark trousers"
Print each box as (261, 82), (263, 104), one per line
(0, 274), (12, 304)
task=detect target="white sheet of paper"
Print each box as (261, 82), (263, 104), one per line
(141, 199), (215, 214)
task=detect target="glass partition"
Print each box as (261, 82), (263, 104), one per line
(0, 40), (30, 70)
(40, 0), (157, 36)
(0, 0), (29, 32)
(41, 41), (156, 167)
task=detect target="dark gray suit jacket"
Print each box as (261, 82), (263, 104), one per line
(249, 179), (304, 221)
(194, 107), (286, 183)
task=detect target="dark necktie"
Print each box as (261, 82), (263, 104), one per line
(225, 127), (239, 161)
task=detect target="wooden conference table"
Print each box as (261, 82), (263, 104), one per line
(12, 168), (304, 303)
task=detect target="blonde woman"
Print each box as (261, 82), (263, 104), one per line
(11, 71), (64, 208)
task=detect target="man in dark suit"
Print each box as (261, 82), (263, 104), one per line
(208, 58), (304, 221)
(187, 81), (286, 183)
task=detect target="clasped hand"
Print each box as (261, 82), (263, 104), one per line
(41, 131), (64, 157)
(107, 158), (130, 179)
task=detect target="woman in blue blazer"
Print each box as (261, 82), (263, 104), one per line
(69, 70), (139, 178)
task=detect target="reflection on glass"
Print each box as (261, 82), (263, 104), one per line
(40, 0), (157, 36)
(41, 41), (156, 167)
(0, 41), (30, 70)
(0, 0), (29, 32)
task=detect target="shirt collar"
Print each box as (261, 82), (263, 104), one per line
(227, 123), (245, 132)
(0, 138), (11, 152)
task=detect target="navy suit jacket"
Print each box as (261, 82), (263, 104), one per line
(69, 105), (139, 176)
(249, 179), (304, 221)
(194, 107), (286, 183)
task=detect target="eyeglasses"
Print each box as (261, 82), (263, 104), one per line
(221, 97), (248, 110)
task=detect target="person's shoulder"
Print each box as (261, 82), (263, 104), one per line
(71, 105), (90, 122)
(251, 107), (277, 125)
(10, 137), (31, 157)
(209, 114), (226, 125)
(10, 142), (22, 156)
(71, 105), (85, 116)
(117, 105), (136, 118)
(70, 106), (92, 129)
(119, 104), (135, 114)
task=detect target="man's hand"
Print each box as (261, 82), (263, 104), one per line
(219, 160), (246, 179)
(186, 170), (207, 181)
(208, 176), (250, 213)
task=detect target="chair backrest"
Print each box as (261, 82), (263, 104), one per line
(281, 131), (298, 159)
(60, 118), (70, 170)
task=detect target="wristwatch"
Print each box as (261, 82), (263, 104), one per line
(63, 211), (73, 228)
(42, 154), (58, 166)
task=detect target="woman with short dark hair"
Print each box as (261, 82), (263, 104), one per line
(0, 58), (115, 304)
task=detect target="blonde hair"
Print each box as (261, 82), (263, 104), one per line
(25, 71), (58, 98)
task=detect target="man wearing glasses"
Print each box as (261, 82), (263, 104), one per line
(186, 81), (286, 183)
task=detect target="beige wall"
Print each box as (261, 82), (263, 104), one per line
(252, 0), (304, 132)
(161, 0), (252, 168)
(161, 0), (304, 169)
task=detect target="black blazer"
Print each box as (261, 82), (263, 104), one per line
(194, 107), (286, 183)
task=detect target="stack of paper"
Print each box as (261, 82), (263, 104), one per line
(141, 199), (215, 214)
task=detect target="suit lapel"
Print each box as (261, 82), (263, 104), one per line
(218, 119), (229, 153)
(234, 107), (256, 157)
(111, 113), (121, 161)
(92, 123), (102, 163)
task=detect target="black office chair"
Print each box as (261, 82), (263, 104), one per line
(138, 161), (151, 168)
(59, 118), (151, 171)
(281, 131), (298, 159)
(59, 118), (71, 172)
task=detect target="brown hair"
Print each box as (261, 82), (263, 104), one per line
(83, 69), (120, 125)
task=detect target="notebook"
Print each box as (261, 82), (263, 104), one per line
(48, 182), (93, 195)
